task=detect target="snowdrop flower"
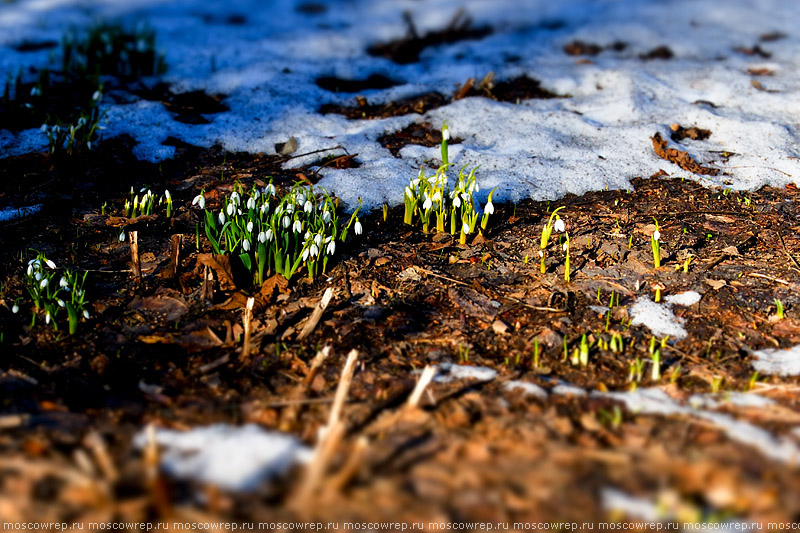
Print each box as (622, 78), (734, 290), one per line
(57, 299), (65, 308)
(246, 221), (254, 233)
(59, 277), (69, 288)
(354, 220), (363, 235)
(563, 242), (569, 252)
(282, 215), (291, 228)
(218, 212), (226, 225)
(296, 194), (306, 206)
(310, 243), (319, 258)
(164, 189), (171, 200)
(260, 203), (269, 214)
(30, 86), (41, 97)
(453, 195), (462, 208)
(45, 312), (51, 325)
(461, 192), (470, 202)
(423, 197), (433, 210)
(40, 124), (48, 133)
(322, 209), (331, 223)
(119, 231), (126, 242)
(192, 194), (205, 209)
(302, 247), (310, 262)
(35, 272), (42, 281)
(431, 191), (442, 203)
(653, 230), (661, 241)
(304, 200), (313, 213)
(52, 125), (61, 134)
(39, 278), (48, 289)
(230, 191), (240, 204)
(237, 208), (242, 216)
(314, 234), (322, 247)
(24, 103), (32, 109)
(247, 197), (256, 210)
(258, 231), (268, 244)
(462, 222), (471, 235)
(87, 141), (92, 150)
(442, 127), (450, 141)
(266, 228), (274, 241)
(265, 184), (276, 196)
(226, 203), (234, 216)
(12, 304), (19, 314)
(292, 220), (302, 233)
(77, 117), (87, 128)
(242, 239), (251, 252)
(484, 200), (495, 216)
(83, 309), (90, 319)
(304, 231), (311, 241)
(405, 186), (414, 199)
(326, 240), (336, 256)
(92, 91), (102, 102)
(286, 204), (295, 214)
(553, 218), (565, 233)
(45, 258), (56, 269)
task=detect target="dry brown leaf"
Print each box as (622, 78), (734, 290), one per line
(197, 253), (237, 290)
(651, 132), (718, 176)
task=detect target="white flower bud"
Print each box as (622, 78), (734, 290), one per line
(354, 221), (362, 235)
(484, 201), (495, 215)
(653, 230), (661, 241)
(462, 222), (470, 235)
(553, 218), (565, 233)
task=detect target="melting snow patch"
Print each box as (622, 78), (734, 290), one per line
(598, 388), (800, 465)
(504, 380), (548, 401)
(134, 424), (312, 492)
(629, 292), (700, 339)
(0, 204), (42, 222)
(551, 383), (587, 397)
(689, 392), (775, 410)
(751, 344), (800, 377)
(433, 363), (497, 384)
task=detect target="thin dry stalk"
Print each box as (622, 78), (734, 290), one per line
(297, 287), (334, 340)
(328, 349), (359, 428)
(202, 264), (214, 303)
(84, 432), (118, 482)
(406, 365), (437, 409)
(169, 234), (183, 278)
(327, 436), (369, 492)
(280, 346), (331, 431)
(130, 231), (141, 280)
(240, 297), (255, 360)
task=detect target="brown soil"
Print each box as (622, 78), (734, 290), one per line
(378, 122), (462, 157)
(2, 136), (800, 526)
(316, 74), (401, 94)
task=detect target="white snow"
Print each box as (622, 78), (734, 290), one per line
(0, 204), (42, 222)
(599, 388), (800, 465)
(629, 291), (700, 339)
(433, 363), (497, 383)
(504, 380), (548, 401)
(751, 344), (800, 377)
(2, 0), (800, 211)
(133, 424), (312, 491)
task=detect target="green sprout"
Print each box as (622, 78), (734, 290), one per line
(651, 218), (661, 269)
(539, 206), (565, 274)
(774, 298), (785, 320)
(563, 233), (571, 283)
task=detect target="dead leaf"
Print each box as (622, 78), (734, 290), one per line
(260, 274), (290, 303)
(706, 279), (727, 290)
(197, 253), (236, 290)
(276, 136), (298, 155)
(651, 132), (718, 176)
(130, 295), (189, 322)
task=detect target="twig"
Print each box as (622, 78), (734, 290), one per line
(297, 287), (334, 340)
(748, 272), (790, 285)
(240, 297), (255, 360)
(777, 230), (800, 272)
(130, 231), (141, 280)
(406, 365), (437, 409)
(169, 234), (183, 278)
(329, 349), (359, 428)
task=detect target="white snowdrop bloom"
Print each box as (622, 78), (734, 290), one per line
(218, 212), (226, 225)
(53, 125), (61, 133)
(461, 192), (470, 202)
(286, 203), (295, 214)
(314, 234), (322, 247)
(30, 86), (41, 97)
(230, 192), (240, 204)
(462, 223), (471, 235)
(83, 309), (90, 319)
(92, 91), (102, 102)
(265, 184), (276, 196)
(538, 250), (544, 258)
(260, 203), (268, 214)
(553, 218), (565, 233)
(258, 231), (267, 243)
(40, 124), (48, 133)
(563, 242), (569, 252)
(77, 117), (87, 127)
(237, 208), (243, 216)
(653, 230), (661, 241)
(40, 278), (49, 288)
(411, 178), (421, 188)
(423, 197), (433, 210)
(247, 197), (256, 210)
(12, 304), (19, 314)
(266, 228), (274, 241)
(304, 200), (313, 213)
(136, 39), (147, 52)
(405, 186), (414, 199)
(226, 203), (234, 216)
(59, 277), (69, 288)
(296, 194), (306, 206)
(242, 239), (251, 252)
(310, 243), (319, 258)
(45, 312), (51, 325)
(293, 220), (303, 233)
(442, 128), (450, 141)
(57, 299), (65, 308)
(354, 221), (363, 235)
(253, 189), (260, 200)
(322, 209), (331, 223)
(302, 247), (310, 262)
(119, 231), (126, 242)
(484, 201), (495, 216)
(453, 195), (462, 208)
(35, 272), (42, 281)
(164, 190), (171, 200)
(192, 194), (205, 208)
(246, 221), (254, 233)
(326, 241), (336, 256)
(87, 141), (92, 150)
(26, 265), (33, 276)
(45, 259), (56, 269)
(282, 215), (291, 228)
(431, 191), (442, 203)
(304, 231), (311, 241)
